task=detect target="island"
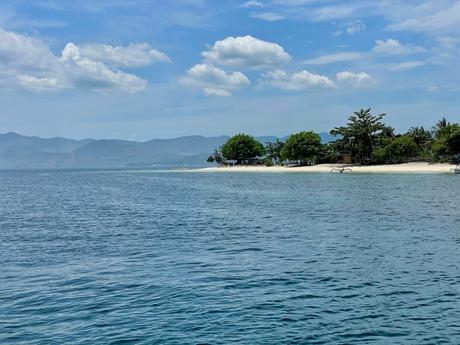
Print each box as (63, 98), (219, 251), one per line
(203, 108), (460, 174)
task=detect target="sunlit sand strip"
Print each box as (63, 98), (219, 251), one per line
(192, 163), (456, 174)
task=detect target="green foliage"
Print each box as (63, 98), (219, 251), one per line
(446, 130), (460, 154)
(280, 131), (322, 165)
(207, 156), (214, 163)
(263, 157), (274, 167)
(330, 108), (386, 164)
(432, 121), (460, 158)
(407, 126), (432, 147)
(208, 112), (459, 166)
(382, 136), (419, 163)
(221, 133), (265, 164)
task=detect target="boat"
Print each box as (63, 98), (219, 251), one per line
(450, 165), (460, 174)
(331, 167), (352, 173)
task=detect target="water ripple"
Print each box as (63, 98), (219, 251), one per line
(1, 170), (460, 344)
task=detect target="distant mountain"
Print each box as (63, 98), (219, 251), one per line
(0, 132), (92, 154)
(0, 132), (335, 169)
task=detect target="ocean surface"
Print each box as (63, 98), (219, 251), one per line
(1, 169), (460, 344)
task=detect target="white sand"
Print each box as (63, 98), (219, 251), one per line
(192, 162), (457, 174)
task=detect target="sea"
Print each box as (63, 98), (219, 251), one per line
(1, 169), (460, 344)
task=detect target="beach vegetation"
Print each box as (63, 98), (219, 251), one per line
(280, 131), (322, 165)
(221, 133), (265, 165)
(207, 110), (460, 166)
(330, 108), (387, 164)
(381, 136), (419, 163)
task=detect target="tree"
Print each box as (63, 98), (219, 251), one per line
(433, 117), (448, 135)
(382, 136), (419, 163)
(330, 108), (386, 164)
(280, 131), (322, 165)
(407, 126), (432, 146)
(446, 129), (460, 154)
(432, 122), (460, 158)
(265, 139), (284, 165)
(221, 133), (265, 164)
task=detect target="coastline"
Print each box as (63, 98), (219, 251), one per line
(192, 162), (456, 174)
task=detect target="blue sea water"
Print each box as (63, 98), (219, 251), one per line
(1, 169), (460, 344)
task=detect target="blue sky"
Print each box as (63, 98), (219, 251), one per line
(0, 0), (459, 140)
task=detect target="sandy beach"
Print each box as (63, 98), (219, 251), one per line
(194, 162), (457, 174)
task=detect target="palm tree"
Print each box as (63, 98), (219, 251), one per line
(433, 117), (449, 137)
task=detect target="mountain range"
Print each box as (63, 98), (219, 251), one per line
(0, 132), (335, 169)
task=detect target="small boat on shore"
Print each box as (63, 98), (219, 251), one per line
(331, 167), (352, 173)
(451, 165), (460, 174)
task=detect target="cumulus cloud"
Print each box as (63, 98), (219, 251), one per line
(261, 69), (335, 90)
(0, 28), (168, 93)
(17, 75), (67, 92)
(181, 63), (250, 96)
(78, 43), (171, 68)
(202, 35), (291, 68)
(373, 39), (426, 55)
(0, 28), (55, 71)
(60, 43), (147, 93)
(336, 71), (375, 87)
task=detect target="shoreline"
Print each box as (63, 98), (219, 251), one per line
(192, 162), (457, 174)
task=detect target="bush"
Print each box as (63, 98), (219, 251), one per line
(221, 133), (265, 164)
(382, 136), (419, 163)
(281, 131), (322, 165)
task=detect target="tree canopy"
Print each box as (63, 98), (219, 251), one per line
(221, 134), (265, 164)
(382, 136), (419, 163)
(281, 131), (322, 164)
(433, 122), (460, 157)
(330, 108), (386, 164)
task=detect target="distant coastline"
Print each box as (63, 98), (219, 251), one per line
(194, 162), (456, 174)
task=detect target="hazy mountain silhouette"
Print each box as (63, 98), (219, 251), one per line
(0, 132), (334, 168)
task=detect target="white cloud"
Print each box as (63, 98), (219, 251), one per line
(0, 28), (56, 71)
(202, 35), (291, 68)
(303, 52), (366, 65)
(373, 39), (426, 55)
(240, 1), (264, 8)
(272, 0), (320, 5)
(60, 43), (148, 93)
(346, 21), (365, 34)
(78, 43), (171, 68)
(386, 61), (427, 71)
(17, 75), (67, 92)
(311, 5), (355, 21)
(203, 88), (231, 97)
(0, 29), (168, 93)
(181, 63), (250, 96)
(336, 71), (375, 87)
(384, 1), (460, 35)
(261, 69), (335, 90)
(250, 12), (285, 21)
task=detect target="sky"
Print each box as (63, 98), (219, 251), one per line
(0, 0), (459, 140)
